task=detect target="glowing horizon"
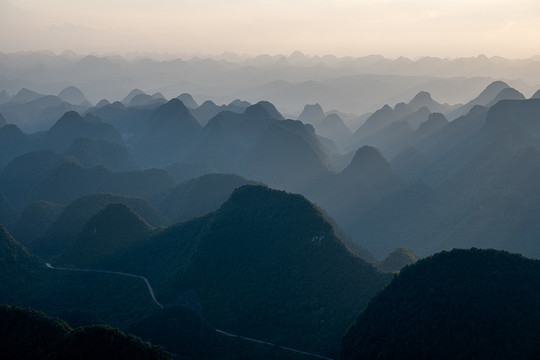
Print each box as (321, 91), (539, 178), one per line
(1, 0), (539, 59)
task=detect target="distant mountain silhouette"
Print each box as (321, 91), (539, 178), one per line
(186, 101), (283, 171)
(378, 247), (419, 273)
(128, 93), (166, 107)
(64, 138), (138, 172)
(156, 173), (259, 224)
(22, 160), (175, 208)
(0, 150), (63, 207)
(0, 112), (6, 127)
(11, 200), (64, 249)
(448, 80), (509, 119)
(352, 99), (540, 258)
(87, 101), (155, 138)
(350, 105), (398, 146)
(0, 124), (31, 168)
(177, 93), (199, 108)
(33, 111), (122, 152)
(55, 203), (154, 267)
(297, 103), (325, 125)
(121, 88), (145, 104)
(316, 113), (352, 148)
(11, 88), (44, 103)
(35, 193), (166, 259)
(341, 249), (540, 360)
(531, 89), (540, 99)
(190, 99), (250, 126)
(133, 99), (202, 167)
(485, 86), (526, 108)
(58, 86), (89, 105)
(401, 106), (431, 130)
(407, 91), (449, 114)
(304, 146), (403, 255)
(242, 120), (332, 190)
(164, 161), (215, 182)
(95, 99), (110, 108)
(243, 100), (285, 120)
(409, 112), (448, 144)
(393, 102), (413, 117)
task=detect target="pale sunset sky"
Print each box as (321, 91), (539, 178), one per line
(1, 0), (539, 58)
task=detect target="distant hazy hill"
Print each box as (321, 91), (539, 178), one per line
(0, 124), (31, 169)
(11, 88), (44, 103)
(297, 103), (325, 125)
(187, 101), (283, 171)
(378, 247), (419, 273)
(448, 80), (509, 119)
(88, 101), (155, 139)
(0, 150), (63, 207)
(22, 160), (175, 207)
(190, 99), (250, 126)
(133, 99), (202, 167)
(11, 200), (64, 249)
(361, 98), (540, 258)
(36, 192), (166, 259)
(55, 203), (154, 267)
(58, 86), (89, 105)
(242, 120), (333, 190)
(98, 185), (391, 356)
(32, 111), (123, 152)
(64, 137), (138, 172)
(176, 93), (198, 108)
(341, 249), (540, 360)
(0, 305), (173, 360)
(316, 113), (352, 149)
(306, 146), (403, 249)
(156, 173), (260, 224)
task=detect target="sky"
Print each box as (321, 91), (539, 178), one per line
(1, 0), (539, 58)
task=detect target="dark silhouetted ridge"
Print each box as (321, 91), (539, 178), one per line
(341, 248), (540, 360)
(0, 305), (173, 360)
(55, 203), (153, 267)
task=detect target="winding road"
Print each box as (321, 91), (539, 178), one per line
(45, 263), (163, 308)
(45, 262), (334, 360)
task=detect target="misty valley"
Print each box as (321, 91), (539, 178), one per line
(1, 52), (540, 359)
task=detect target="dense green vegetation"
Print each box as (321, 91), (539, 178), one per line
(11, 200), (64, 249)
(35, 192), (166, 259)
(94, 185), (392, 356)
(54, 203), (154, 267)
(0, 305), (172, 360)
(341, 248), (540, 360)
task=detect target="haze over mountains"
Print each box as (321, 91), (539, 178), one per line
(2, 50), (540, 359)
(1, 52), (539, 123)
